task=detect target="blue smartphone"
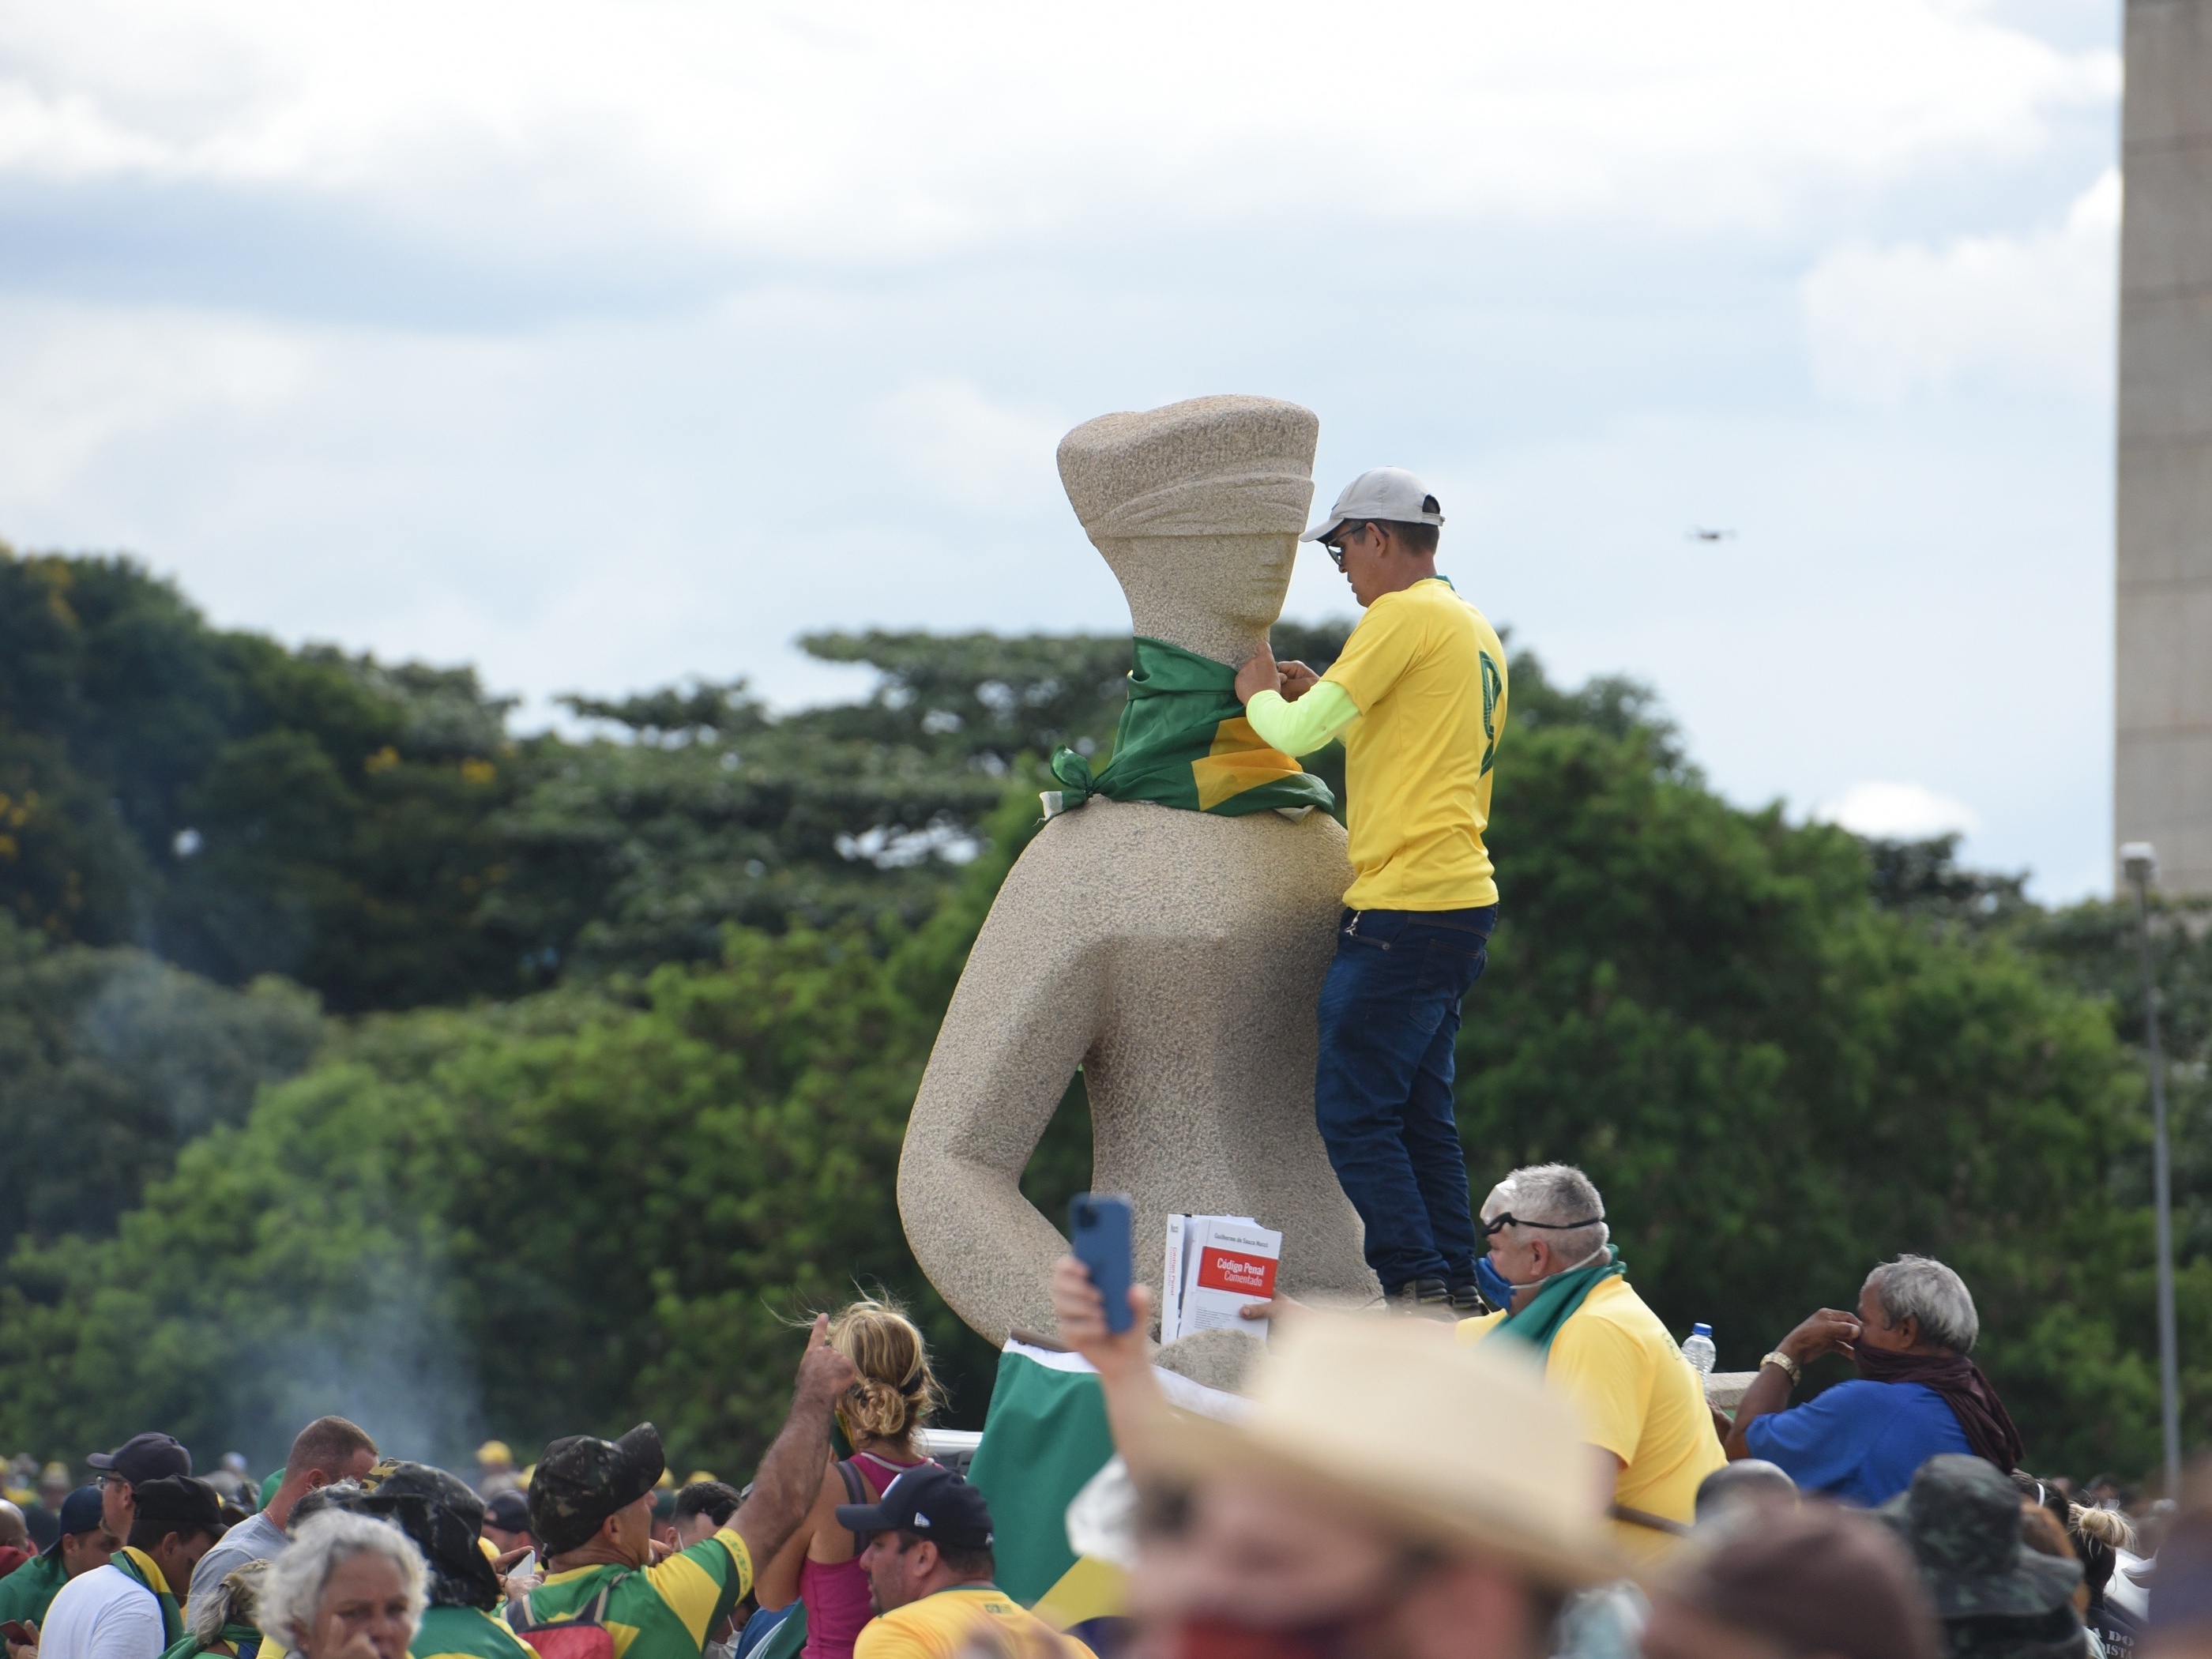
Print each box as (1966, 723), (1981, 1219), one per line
(1069, 1191), (1136, 1334)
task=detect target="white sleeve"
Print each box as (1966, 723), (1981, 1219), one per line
(87, 1582), (166, 1659)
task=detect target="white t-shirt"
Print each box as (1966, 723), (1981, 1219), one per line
(36, 1563), (167, 1659)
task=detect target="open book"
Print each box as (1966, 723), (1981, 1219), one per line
(1160, 1213), (1283, 1342)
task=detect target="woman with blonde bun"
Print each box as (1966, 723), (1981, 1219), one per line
(755, 1297), (945, 1659)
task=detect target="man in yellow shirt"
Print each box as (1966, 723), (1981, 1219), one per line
(838, 1468), (1092, 1659)
(1235, 467), (1508, 1315)
(1458, 1164), (1725, 1558)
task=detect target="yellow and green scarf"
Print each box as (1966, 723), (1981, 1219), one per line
(113, 1547), (183, 1649)
(1048, 638), (1335, 818)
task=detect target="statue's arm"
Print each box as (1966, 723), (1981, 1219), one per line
(897, 850), (1104, 1343)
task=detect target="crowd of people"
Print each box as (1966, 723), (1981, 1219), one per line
(1, 466), (2187, 1659)
(3, 1158), (2210, 1659)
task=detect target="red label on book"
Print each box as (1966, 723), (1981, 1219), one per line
(1196, 1247), (1277, 1297)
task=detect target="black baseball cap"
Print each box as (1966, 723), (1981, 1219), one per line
(483, 1489), (532, 1533)
(529, 1424), (665, 1554)
(130, 1477), (225, 1544)
(834, 1465), (993, 1552)
(87, 1433), (191, 1486)
(39, 1488), (106, 1559)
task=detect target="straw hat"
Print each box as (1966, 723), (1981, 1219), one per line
(1149, 1307), (1620, 1590)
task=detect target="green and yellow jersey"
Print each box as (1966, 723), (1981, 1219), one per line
(506, 1531), (754, 1659)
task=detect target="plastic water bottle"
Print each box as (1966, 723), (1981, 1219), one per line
(1681, 1322), (1717, 1375)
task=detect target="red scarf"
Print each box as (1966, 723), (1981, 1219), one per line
(1855, 1345), (2024, 1470)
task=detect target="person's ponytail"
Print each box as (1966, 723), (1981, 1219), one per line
(822, 1294), (942, 1450)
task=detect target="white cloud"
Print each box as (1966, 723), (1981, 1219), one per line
(1815, 781), (1982, 840)
(0, 298), (313, 501)
(869, 378), (1066, 514)
(0, 2), (2116, 262)
(0, 2), (2124, 904)
(1801, 166), (2118, 403)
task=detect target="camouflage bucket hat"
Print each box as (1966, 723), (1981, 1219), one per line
(1881, 1455), (2081, 1620)
(529, 1424), (665, 1555)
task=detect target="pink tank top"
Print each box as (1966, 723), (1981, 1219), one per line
(799, 1452), (933, 1659)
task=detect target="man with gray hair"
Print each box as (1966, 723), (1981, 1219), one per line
(1460, 1164), (1724, 1558)
(1725, 1253), (2024, 1505)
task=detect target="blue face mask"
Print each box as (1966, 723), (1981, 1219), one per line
(1473, 1255), (1519, 1312)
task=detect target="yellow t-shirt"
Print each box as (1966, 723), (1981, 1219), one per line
(1459, 1277), (1724, 1559)
(854, 1586), (1097, 1659)
(1320, 577), (1508, 912)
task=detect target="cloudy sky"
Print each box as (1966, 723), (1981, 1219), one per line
(0, 0), (2122, 894)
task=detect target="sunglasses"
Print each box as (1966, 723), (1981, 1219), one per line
(1480, 1212), (1602, 1239)
(1323, 524), (1375, 569)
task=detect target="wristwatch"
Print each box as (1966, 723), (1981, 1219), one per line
(1760, 1350), (1802, 1386)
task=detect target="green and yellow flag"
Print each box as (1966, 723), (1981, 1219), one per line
(966, 1340), (1247, 1633)
(1047, 638), (1335, 818)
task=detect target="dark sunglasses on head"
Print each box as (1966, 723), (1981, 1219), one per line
(1480, 1211), (1602, 1239)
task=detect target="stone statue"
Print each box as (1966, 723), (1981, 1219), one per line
(897, 394), (1379, 1347)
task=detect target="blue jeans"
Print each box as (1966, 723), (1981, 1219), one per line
(1314, 905), (1495, 1290)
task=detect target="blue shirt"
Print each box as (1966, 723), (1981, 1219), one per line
(1743, 1379), (1970, 1506)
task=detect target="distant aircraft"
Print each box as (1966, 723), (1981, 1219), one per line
(1686, 526), (1737, 542)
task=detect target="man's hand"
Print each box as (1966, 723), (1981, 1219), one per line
(1779, 1307), (1862, 1365)
(731, 1315), (863, 1572)
(1276, 661), (1320, 702)
(1725, 1307), (1858, 1461)
(7, 1617), (38, 1659)
(1234, 644), (1280, 706)
(1051, 1256), (1152, 1382)
(794, 1313), (860, 1405)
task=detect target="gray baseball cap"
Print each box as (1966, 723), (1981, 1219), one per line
(1301, 467), (1445, 544)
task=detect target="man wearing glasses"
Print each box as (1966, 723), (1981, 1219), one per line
(85, 1438), (190, 1549)
(1233, 467), (1507, 1315)
(1461, 1164), (1725, 1557)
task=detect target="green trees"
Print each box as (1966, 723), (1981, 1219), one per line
(0, 914), (325, 1241)
(0, 545), (2198, 1483)
(0, 546), (525, 1008)
(1458, 677), (2161, 1473)
(0, 790), (1038, 1473)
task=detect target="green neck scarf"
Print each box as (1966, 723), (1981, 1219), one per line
(1047, 638), (1336, 818)
(1492, 1247), (1627, 1358)
(160, 1625), (263, 1659)
(114, 1547), (184, 1649)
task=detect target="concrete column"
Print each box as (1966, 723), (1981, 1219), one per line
(2118, 0), (2212, 892)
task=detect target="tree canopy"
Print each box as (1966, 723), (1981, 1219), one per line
(0, 543), (2201, 1486)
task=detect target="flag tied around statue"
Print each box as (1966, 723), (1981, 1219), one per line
(1042, 638), (1337, 820)
(1161, 1215), (1283, 1342)
(965, 1339), (1247, 1631)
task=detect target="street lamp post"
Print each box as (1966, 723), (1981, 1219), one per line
(2123, 840), (2183, 1499)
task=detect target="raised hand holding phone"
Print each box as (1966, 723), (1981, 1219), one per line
(1067, 1191), (1135, 1333)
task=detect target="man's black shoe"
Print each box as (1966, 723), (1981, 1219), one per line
(1390, 1278), (1454, 1319)
(1447, 1280), (1489, 1317)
